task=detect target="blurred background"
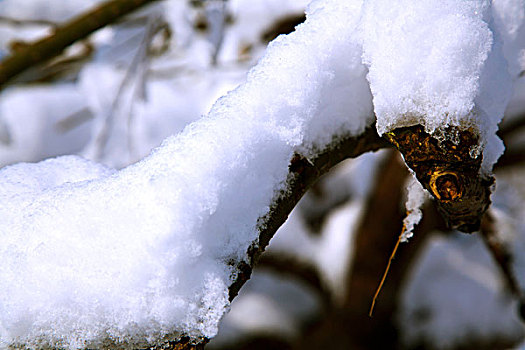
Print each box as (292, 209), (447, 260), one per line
(0, 1), (525, 349)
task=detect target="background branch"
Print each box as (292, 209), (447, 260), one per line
(0, 0), (161, 90)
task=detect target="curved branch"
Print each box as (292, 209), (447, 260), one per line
(0, 0), (161, 89)
(147, 124), (389, 350)
(228, 124), (390, 301)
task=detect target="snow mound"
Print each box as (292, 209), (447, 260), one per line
(360, 0), (522, 171)
(0, 0), (371, 348)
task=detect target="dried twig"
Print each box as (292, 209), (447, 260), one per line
(0, 0), (161, 90)
(369, 223), (407, 317)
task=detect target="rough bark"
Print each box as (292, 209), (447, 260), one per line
(384, 125), (493, 232)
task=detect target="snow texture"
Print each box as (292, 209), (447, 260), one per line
(360, 0), (520, 171)
(0, 0), (372, 348)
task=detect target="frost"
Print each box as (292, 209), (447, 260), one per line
(401, 176), (430, 242)
(0, 1), (371, 348)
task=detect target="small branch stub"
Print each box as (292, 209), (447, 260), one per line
(385, 125), (493, 233)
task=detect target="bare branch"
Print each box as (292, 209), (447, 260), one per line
(0, 0), (161, 90)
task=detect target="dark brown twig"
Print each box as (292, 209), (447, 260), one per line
(0, 0), (161, 90)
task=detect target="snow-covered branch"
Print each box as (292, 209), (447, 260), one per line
(229, 124), (388, 302)
(1, 0), (525, 348)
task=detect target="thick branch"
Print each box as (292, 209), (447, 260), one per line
(0, 0), (161, 89)
(228, 124), (390, 302)
(498, 112), (525, 140)
(494, 146), (525, 170)
(385, 125), (493, 232)
(146, 124), (389, 350)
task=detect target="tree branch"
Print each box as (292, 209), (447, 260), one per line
(494, 146), (525, 170)
(498, 111), (525, 140)
(0, 0), (161, 89)
(228, 124), (390, 302)
(385, 125), (493, 232)
(146, 124), (390, 349)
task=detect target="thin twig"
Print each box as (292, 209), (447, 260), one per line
(86, 13), (159, 162)
(0, 0), (161, 90)
(369, 224), (406, 317)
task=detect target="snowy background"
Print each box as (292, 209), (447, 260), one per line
(0, 0), (524, 349)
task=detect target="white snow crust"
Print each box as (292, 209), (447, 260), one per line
(360, 0), (521, 171)
(0, 0), (372, 348)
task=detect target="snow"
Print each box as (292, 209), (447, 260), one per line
(0, 0), (372, 348)
(492, 0), (525, 77)
(0, 0), (524, 348)
(360, 0), (516, 171)
(401, 176), (429, 242)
